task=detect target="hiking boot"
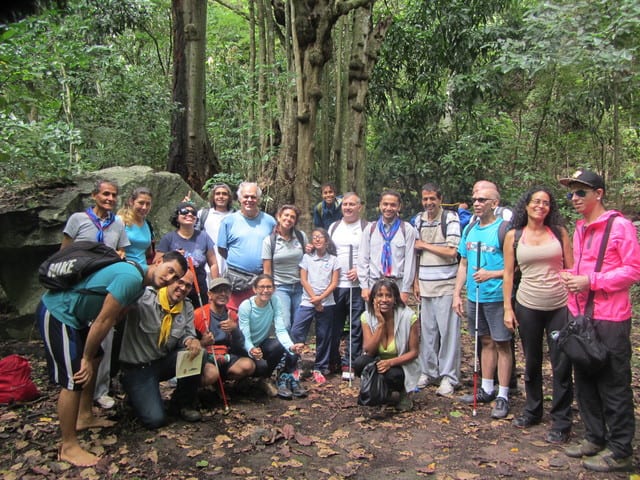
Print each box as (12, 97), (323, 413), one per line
(289, 377), (307, 398)
(276, 374), (293, 399)
(582, 449), (632, 472)
(490, 397), (509, 419)
(257, 378), (278, 398)
(565, 439), (605, 458)
(460, 388), (496, 404)
(512, 415), (541, 429)
(341, 366), (354, 381)
(436, 377), (455, 397)
(312, 370), (327, 384)
(395, 391), (413, 412)
(179, 407), (202, 422)
(546, 429), (570, 445)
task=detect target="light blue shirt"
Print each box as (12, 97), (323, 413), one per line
(218, 211), (276, 274)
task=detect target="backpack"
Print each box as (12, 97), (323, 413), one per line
(462, 218), (511, 250)
(0, 355), (40, 405)
(412, 209), (457, 240)
(328, 218), (368, 237)
(39, 241), (142, 291)
(197, 207), (210, 231)
(267, 229), (306, 258)
(369, 219), (408, 238)
(315, 196), (343, 220)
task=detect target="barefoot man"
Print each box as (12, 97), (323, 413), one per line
(37, 251), (188, 467)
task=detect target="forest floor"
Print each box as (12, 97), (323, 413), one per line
(1, 321), (639, 480)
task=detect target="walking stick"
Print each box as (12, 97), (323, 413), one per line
(348, 244), (353, 387)
(188, 258), (230, 412)
(472, 241), (481, 417)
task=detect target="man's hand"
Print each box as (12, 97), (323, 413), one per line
(400, 292), (410, 305)
(219, 319), (235, 333)
(472, 268), (494, 283)
(201, 331), (214, 346)
(73, 357), (94, 386)
(361, 289), (370, 302)
(186, 338), (202, 359)
(453, 294), (465, 317)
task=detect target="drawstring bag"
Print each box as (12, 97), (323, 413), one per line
(0, 354), (40, 405)
(357, 361), (388, 406)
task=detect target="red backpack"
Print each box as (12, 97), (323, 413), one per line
(0, 355), (40, 405)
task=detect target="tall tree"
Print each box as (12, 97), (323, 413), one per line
(167, 0), (219, 193)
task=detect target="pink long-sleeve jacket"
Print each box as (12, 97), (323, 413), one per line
(568, 210), (640, 321)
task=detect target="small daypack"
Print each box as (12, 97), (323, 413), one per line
(0, 355), (40, 405)
(39, 241), (136, 291)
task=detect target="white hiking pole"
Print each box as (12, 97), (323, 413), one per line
(348, 244), (353, 387)
(472, 241), (481, 417)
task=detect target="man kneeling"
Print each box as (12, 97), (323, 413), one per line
(119, 270), (214, 428)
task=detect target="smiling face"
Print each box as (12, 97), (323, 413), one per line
(212, 186), (231, 212)
(208, 285), (231, 308)
(341, 194), (362, 223)
(239, 184), (259, 218)
(177, 206), (198, 227)
(471, 188), (498, 221)
(92, 182), (118, 216)
(568, 183), (601, 217)
(421, 190), (442, 218)
(321, 186), (336, 206)
(130, 193), (152, 221)
(379, 194), (401, 223)
(277, 208), (298, 232)
(311, 229), (328, 252)
(167, 271), (194, 304)
(526, 191), (550, 223)
(374, 285), (395, 314)
(253, 277), (275, 303)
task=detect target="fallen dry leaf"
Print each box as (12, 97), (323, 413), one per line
(280, 423), (295, 439)
(231, 466), (252, 475)
(186, 448), (203, 457)
(295, 432), (314, 446)
(317, 446), (338, 458)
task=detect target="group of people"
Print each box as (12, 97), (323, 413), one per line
(37, 173), (640, 473)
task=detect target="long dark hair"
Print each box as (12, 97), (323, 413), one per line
(310, 228), (337, 256)
(366, 278), (405, 314)
(511, 186), (565, 230)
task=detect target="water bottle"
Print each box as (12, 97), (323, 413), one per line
(550, 330), (560, 342)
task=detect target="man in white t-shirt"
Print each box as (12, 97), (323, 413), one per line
(328, 192), (367, 380)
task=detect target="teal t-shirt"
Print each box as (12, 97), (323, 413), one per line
(458, 218), (504, 303)
(42, 262), (144, 329)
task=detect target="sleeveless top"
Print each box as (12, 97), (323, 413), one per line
(515, 228), (567, 311)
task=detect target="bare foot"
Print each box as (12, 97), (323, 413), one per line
(76, 415), (116, 431)
(58, 444), (100, 467)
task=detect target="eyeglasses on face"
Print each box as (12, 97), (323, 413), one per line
(471, 197), (495, 204)
(179, 208), (197, 216)
(312, 235), (325, 240)
(566, 189), (590, 200)
(255, 285), (274, 291)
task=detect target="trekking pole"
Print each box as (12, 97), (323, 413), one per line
(472, 241), (481, 417)
(348, 244), (353, 387)
(188, 258), (230, 412)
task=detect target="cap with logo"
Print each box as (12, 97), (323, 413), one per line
(559, 169), (605, 191)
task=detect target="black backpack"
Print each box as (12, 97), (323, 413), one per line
(39, 241), (140, 291)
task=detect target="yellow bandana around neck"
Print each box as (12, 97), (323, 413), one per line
(157, 287), (183, 346)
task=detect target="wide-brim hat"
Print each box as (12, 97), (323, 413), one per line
(559, 169), (605, 191)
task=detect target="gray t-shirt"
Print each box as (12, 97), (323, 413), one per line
(261, 231), (308, 286)
(299, 252), (340, 307)
(63, 211), (129, 250)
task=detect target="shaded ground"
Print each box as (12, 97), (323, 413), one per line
(1, 326), (639, 480)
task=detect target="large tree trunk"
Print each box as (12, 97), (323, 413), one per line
(346, 9), (391, 199)
(167, 0), (219, 194)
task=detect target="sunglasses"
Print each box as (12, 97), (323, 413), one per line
(178, 208), (197, 216)
(566, 189), (590, 200)
(471, 197), (495, 204)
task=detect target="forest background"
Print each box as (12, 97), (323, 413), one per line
(1, 0), (639, 230)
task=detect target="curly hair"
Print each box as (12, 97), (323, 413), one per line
(511, 186), (565, 230)
(366, 279), (405, 314)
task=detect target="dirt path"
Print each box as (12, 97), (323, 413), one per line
(0, 337), (638, 479)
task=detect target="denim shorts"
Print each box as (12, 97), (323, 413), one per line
(466, 300), (512, 342)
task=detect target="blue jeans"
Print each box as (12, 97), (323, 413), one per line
(120, 350), (202, 429)
(290, 305), (336, 372)
(274, 283), (302, 331)
(332, 287), (365, 368)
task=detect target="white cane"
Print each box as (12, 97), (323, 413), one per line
(348, 244), (353, 387)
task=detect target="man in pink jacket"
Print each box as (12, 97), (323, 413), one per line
(559, 169), (640, 473)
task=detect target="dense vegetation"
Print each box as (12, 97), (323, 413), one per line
(1, 0), (638, 218)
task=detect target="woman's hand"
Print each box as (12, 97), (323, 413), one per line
(250, 347), (263, 360)
(503, 308), (518, 332)
(376, 358), (393, 374)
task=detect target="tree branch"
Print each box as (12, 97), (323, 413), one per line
(210, 0), (249, 21)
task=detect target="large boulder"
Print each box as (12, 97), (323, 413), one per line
(0, 166), (206, 339)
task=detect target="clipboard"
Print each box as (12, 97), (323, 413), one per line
(175, 349), (203, 378)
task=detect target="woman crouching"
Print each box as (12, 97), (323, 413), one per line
(354, 279), (420, 411)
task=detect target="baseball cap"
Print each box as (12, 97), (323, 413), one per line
(559, 169), (605, 191)
(207, 277), (231, 291)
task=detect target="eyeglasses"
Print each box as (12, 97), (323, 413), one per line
(529, 199), (550, 207)
(566, 189), (590, 200)
(255, 285), (274, 291)
(471, 197), (495, 204)
(178, 208), (197, 216)
(312, 235), (325, 240)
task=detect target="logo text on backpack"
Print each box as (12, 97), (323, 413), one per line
(47, 259), (78, 278)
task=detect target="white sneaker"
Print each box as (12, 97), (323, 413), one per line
(417, 374), (431, 389)
(96, 394), (115, 409)
(436, 378), (455, 397)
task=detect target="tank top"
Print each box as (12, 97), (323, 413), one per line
(515, 228), (567, 311)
